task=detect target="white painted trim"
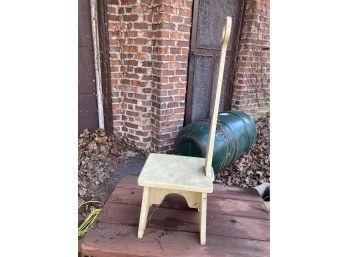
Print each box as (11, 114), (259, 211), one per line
(90, 0), (104, 129)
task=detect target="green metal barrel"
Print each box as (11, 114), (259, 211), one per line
(175, 111), (257, 172)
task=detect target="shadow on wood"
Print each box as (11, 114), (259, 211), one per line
(79, 175), (270, 257)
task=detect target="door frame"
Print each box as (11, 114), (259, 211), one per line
(184, 0), (245, 125)
(97, 0), (113, 135)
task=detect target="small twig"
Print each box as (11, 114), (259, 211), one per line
(78, 200), (101, 209)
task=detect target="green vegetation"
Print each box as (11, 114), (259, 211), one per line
(78, 201), (101, 237)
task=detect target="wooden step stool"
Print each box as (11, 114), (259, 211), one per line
(137, 16), (232, 245)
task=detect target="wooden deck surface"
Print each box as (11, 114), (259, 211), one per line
(79, 175), (270, 257)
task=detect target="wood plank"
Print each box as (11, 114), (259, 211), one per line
(117, 175), (140, 189)
(80, 223), (270, 257)
(111, 186), (194, 210)
(118, 175), (263, 202)
(80, 175), (269, 256)
(110, 186), (269, 220)
(207, 195), (269, 219)
(204, 17), (232, 178)
(97, 202), (269, 241)
(137, 154), (213, 193)
(213, 183), (262, 199)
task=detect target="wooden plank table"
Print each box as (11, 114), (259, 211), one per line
(79, 175), (270, 257)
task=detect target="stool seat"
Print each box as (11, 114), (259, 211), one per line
(138, 153), (214, 193)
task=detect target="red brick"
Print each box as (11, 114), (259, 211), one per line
(120, 0), (136, 5)
(142, 46), (152, 53)
(124, 31), (138, 37)
(107, 0), (119, 4)
(183, 17), (191, 25)
(153, 13), (171, 23)
(108, 0), (199, 152)
(170, 31), (183, 40)
(154, 30), (170, 38)
(180, 35), (188, 42)
(124, 122), (138, 129)
(134, 38), (149, 45)
(135, 52), (150, 61)
(154, 46), (169, 55)
(142, 0), (153, 5)
(134, 93), (148, 100)
(123, 15), (138, 22)
(178, 24), (190, 32)
(177, 40), (189, 47)
(108, 14), (120, 21)
(170, 48), (181, 54)
(158, 55), (174, 61)
(123, 46), (138, 53)
(159, 5), (175, 14)
(125, 110), (139, 117)
(133, 5), (146, 14)
(174, 107), (185, 114)
(171, 16), (183, 23)
(169, 77), (179, 83)
(143, 31), (153, 38)
(159, 40), (176, 46)
(179, 8), (192, 17)
(154, 69), (175, 76)
(134, 67), (147, 74)
(155, 83), (174, 90)
(167, 89), (179, 96)
(161, 22), (176, 30)
(181, 48), (189, 55)
(153, 76), (169, 84)
(143, 14), (152, 22)
(175, 55), (188, 62)
(134, 22), (149, 30)
(173, 95), (186, 101)
(175, 69), (187, 76)
(128, 134), (140, 141)
(167, 62), (181, 69)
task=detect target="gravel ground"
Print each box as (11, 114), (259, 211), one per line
(215, 112), (270, 188)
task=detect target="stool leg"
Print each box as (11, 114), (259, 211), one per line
(200, 192), (207, 245)
(138, 187), (150, 238)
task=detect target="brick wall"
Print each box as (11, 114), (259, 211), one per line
(106, 0), (269, 152)
(231, 0), (270, 119)
(107, 0), (192, 152)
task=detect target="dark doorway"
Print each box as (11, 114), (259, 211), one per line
(78, 0), (99, 135)
(185, 0), (245, 124)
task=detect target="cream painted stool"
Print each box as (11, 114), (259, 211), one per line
(137, 17), (232, 245)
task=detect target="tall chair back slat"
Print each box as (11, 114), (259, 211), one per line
(204, 17), (232, 178)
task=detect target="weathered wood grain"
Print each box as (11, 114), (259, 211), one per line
(80, 223), (270, 257)
(110, 186), (269, 220)
(117, 175), (263, 202)
(79, 175), (270, 257)
(98, 202), (269, 241)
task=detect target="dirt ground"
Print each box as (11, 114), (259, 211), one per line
(78, 112), (270, 224)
